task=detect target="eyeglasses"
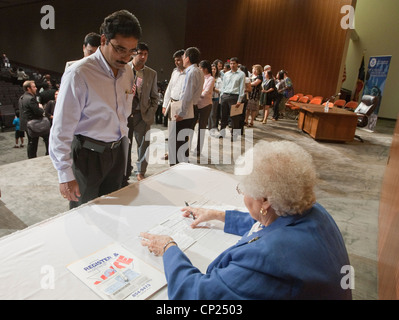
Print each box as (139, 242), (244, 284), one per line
(109, 41), (138, 56)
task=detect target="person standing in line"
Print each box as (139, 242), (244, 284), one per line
(273, 70), (286, 121)
(258, 64), (272, 120)
(49, 10), (142, 209)
(165, 47), (204, 165)
(191, 60), (214, 156)
(123, 42), (158, 185)
(245, 64), (263, 127)
(219, 57), (245, 140)
(162, 49), (186, 161)
(208, 62), (222, 136)
(18, 80), (49, 158)
(261, 70), (277, 124)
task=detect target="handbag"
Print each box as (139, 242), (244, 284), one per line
(27, 117), (50, 138)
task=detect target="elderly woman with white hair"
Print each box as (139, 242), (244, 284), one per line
(140, 140), (352, 300)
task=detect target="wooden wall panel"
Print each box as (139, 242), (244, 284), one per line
(185, 0), (249, 62)
(186, 0), (353, 99)
(378, 115), (399, 300)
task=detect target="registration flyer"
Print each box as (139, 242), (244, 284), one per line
(67, 243), (166, 300)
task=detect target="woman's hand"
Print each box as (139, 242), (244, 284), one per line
(140, 232), (176, 257)
(181, 207), (225, 228)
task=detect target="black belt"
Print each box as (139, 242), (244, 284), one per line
(76, 135), (122, 151)
(223, 93), (239, 96)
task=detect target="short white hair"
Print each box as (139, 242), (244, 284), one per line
(235, 140), (317, 216)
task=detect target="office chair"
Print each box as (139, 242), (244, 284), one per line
(354, 95), (379, 142)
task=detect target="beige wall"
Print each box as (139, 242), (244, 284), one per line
(343, 0), (399, 120)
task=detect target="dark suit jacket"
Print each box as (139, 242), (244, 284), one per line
(132, 64), (159, 126)
(18, 92), (44, 131)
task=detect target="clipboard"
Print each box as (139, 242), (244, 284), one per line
(170, 100), (194, 120)
(230, 103), (244, 117)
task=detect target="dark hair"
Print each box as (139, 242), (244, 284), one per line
(230, 57), (239, 63)
(278, 70), (285, 80)
(213, 59), (223, 66)
(136, 42), (149, 52)
(173, 49), (185, 59)
(211, 63), (220, 78)
(199, 60), (212, 74)
(266, 70), (273, 79)
(184, 47), (201, 64)
(100, 10), (142, 42)
(240, 65), (249, 77)
(84, 32), (101, 47)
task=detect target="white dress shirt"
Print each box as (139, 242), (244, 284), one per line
(178, 64), (204, 118)
(162, 67), (187, 109)
(49, 48), (134, 183)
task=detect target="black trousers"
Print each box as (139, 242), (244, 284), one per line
(168, 117), (194, 166)
(26, 131), (49, 159)
(70, 136), (126, 209)
(192, 104), (212, 154)
(273, 94), (283, 120)
(220, 94), (241, 135)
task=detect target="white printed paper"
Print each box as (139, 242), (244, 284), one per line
(147, 212), (211, 251)
(67, 243), (166, 300)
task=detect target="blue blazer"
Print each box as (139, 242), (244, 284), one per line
(163, 203), (352, 300)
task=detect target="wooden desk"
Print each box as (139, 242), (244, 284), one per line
(294, 102), (358, 142)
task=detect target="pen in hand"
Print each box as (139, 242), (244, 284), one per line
(185, 201), (196, 220)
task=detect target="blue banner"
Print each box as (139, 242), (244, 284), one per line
(362, 56), (392, 131)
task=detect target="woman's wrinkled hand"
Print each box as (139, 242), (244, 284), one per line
(181, 207), (225, 228)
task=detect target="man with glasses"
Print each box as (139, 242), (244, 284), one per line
(122, 42), (158, 185)
(49, 10), (142, 209)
